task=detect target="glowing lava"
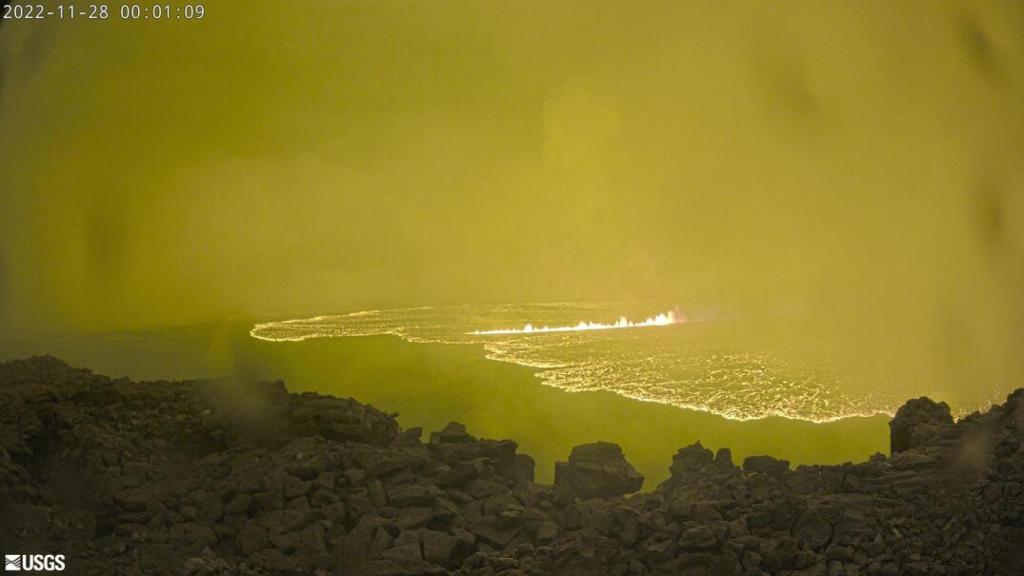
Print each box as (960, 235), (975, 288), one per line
(470, 309), (682, 336)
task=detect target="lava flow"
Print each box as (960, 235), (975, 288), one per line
(469, 309), (682, 336)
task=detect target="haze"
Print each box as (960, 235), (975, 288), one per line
(1, 1), (1022, 401)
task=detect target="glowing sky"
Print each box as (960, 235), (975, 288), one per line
(1, 1), (1022, 398)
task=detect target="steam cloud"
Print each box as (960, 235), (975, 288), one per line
(0, 1), (1022, 401)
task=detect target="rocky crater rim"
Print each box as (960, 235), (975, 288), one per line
(2, 355), (1022, 576)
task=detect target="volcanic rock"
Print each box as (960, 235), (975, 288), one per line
(743, 454), (791, 477)
(554, 441), (645, 499)
(668, 441), (715, 478)
(2, 356), (1024, 575)
(889, 396), (954, 453)
(430, 421), (472, 445)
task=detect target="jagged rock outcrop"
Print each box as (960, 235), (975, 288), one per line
(741, 455), (790, 478)
(554, 442), (644, 499)
(889, 396), (954, 453)
(2, 356), (1023, 575)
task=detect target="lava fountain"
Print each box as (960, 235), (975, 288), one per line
(469, 309), (683, 336)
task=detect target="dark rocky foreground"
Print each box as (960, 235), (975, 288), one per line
(1, 357), (1022, 575)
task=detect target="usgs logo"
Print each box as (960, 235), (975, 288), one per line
(4, 555), (66, 572)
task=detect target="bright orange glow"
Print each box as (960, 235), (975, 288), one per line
(469, 309), (682, 336)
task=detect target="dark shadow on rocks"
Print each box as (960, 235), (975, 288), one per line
(2, 356), (1023, 575)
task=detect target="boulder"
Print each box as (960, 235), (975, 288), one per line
(715, 447), (735, 469)
(793, 508), (833, 550)
(668, 442), (715, 479)
(257, 507), (312, 535)
(555, 442), (644, 499)
(288, 396), (398, 446)
(678, 524), (722, 550)
(890, 397), (954, 453)
(387, 484), (441, 507)
(421, 528), (473, 566)
(237, 521), (270, 555)
(535, 520), (559, 544)
(392, 427), (424, 447)
(743, 455), (791, 477)
(430, 422), (473, 445)
(507, 453), (535, 483)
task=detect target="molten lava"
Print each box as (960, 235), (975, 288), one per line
(470, 310), (682, 336)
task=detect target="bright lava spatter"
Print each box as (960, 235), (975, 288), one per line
(468, 310), (682, 335)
